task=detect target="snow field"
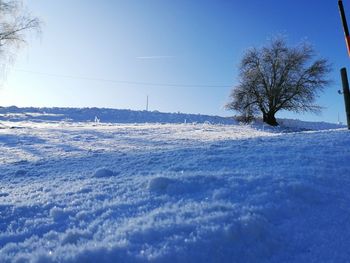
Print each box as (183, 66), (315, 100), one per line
(0, 122), (349, 262)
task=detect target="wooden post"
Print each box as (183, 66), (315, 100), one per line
(339, 0), (350, 56)
(340, 68), (350, 129)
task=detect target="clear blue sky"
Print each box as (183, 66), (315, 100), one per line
(1, 0), (349, 123)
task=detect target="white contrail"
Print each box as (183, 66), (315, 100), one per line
(136, 56), (174, 59)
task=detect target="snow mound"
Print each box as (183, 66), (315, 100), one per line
(50, 206), (70, 222)
(148, 177), (175, 193)
(93, 168), (117, 178)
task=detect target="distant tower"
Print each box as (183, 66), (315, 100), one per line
(146, 95), (149, 111)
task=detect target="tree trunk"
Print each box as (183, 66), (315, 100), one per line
(263, 112), (278, 126)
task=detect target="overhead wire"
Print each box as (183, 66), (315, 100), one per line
(14, 69), (232, 88)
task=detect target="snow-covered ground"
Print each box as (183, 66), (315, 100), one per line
(0, 110), (350, 262)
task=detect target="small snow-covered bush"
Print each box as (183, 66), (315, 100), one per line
(234, 114), (255, 124)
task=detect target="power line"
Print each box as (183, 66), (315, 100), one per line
(14, 69), (232, 88)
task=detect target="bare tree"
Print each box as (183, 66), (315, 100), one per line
(226, 38), (331, 126)
(0, 0), (40, 62)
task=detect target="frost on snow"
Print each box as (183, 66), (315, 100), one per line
(0, 110), (349, 262)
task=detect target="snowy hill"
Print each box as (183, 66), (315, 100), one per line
(0, 106), (345, 131)
(0, 106), (235, 125)
(0, 108), (349, 262)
